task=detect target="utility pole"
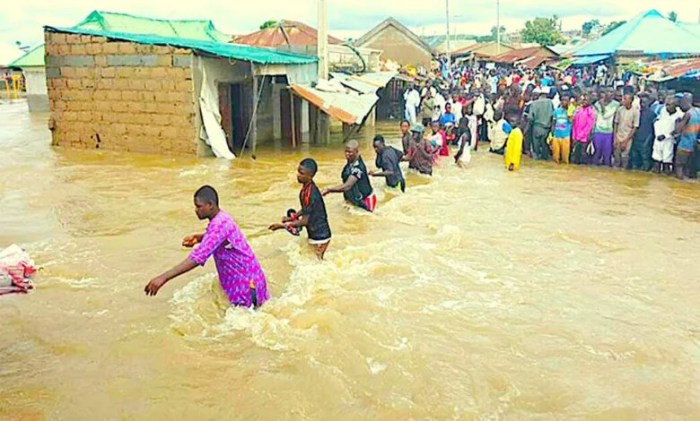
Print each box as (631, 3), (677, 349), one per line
(445, 0), (451, 78)
(315, 0), (330, 144)
(317, 0), (329, 80)
(496, 0), (501, 54)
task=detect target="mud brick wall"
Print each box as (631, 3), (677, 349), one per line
(44, 31), (198, 155)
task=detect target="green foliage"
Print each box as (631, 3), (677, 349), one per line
(601, 21), (626, 36)
(581, 19), (601, 37)
(522, 16), (565, 46)
(259, 20), (278, 30)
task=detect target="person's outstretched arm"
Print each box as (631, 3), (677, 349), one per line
(145, 258), (198, 296)
(322, 176), (358, 196)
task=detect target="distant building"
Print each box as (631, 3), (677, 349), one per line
(353, 18), (435, 69)
(452, 42), (515, 60)
(492, 46), (560, 69)
(234, 20), (381, 73)
(9, 45), (47, 111)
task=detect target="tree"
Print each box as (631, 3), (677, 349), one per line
(668, 11), (678, 22)
(581, 19), (600, 37)
(490, 25), (506, 39)
(521, 16), (566, 46)
(259, 20), (278, 30)
(601, 21), (626, 36)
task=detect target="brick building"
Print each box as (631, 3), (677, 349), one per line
(44, 25), (317, 156)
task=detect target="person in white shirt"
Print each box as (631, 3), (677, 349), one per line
(403, 86), (420, 125)
(450, 94), (463, 120)
(434, 91), (447, 115)
(652, 96), (684, 173)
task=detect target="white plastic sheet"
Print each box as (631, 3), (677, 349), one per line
(197, 58), (236, 160)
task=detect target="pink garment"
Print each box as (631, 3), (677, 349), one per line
(0, 245), (36, 295)
(189, 210), (269, 307)
(572, 106), (596, 143)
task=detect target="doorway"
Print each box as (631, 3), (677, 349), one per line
(218, 82), (250, 153)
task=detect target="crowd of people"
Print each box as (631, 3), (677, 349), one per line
(143, 64), (699, 309)
(404, 64), (700, 179)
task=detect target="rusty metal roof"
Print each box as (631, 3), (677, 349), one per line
(233, 20), (343, 47)
(290, 83), (379, 125)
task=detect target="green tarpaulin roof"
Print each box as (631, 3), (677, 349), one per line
(74, 11), (231, 43)
(574, 10), (700, 57)
(9, 44), (45, 67)
(45, 25), (317, 65)
(12, 10), (248, 68)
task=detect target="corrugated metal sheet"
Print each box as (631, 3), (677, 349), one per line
(330, 71), (397, 94)
(45, 26), (318, 65)
(290, 83), (379, 125)
(234, 20), (342, 47)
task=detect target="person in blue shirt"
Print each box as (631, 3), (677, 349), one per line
(550, 95), (573, 164)
(439, 102), (456, 127)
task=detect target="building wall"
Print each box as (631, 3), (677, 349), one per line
(44, 31), (197, 155)
(476, 44), (514, 57)
(24, 67), (49, 112)
(356, 27), (432, 69)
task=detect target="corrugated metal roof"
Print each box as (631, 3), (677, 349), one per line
(492, 46), (558, 63)
(234, 20), (343, 47)
(330, 71), (397, 94)
(290, 83), (379, 125)
(9, 44), (44, 67)
(75, 11), (230, 43)
(45, 26), (318, 65)
(574, 10), (700, 57)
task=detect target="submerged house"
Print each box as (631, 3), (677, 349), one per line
(9, 45), (46, 111)
(43, 24), (317, 157)
(12, 10), (232, 113)
(353, 18), (435, 69)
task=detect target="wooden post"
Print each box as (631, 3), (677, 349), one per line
(251, 66), (258, 155)
(290, 90), (297, 148)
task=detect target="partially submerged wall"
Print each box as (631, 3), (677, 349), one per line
(45, 31), (197, 155)
(24, 68), (49, 112)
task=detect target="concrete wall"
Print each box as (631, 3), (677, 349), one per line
(44, 31), (197, 155)
(24, 67), (49, 112)
(356, 26), (432, 69)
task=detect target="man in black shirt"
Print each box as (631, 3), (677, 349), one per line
(370, 135), (406, 192)
(323, 140), (376, 212)
(269, 158), (331, 259)
(629, 94), (656, 171)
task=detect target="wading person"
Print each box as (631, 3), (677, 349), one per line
(592, 90), (618, 167)
(612, 94), (639, 169)
(550, 95), (572, 164)
(370, 135), (406, 192)
(528, 87), (554, 160)
(653, 96), (683, 174)
(404, 124), (434, 176)
(454, 117), (472, 167)
(571, 93), (596, 165)
(400, 120), (412, 154)
(488, 110), (511, 155)
(269, 159), (331, 260)
(673, 94), (700, 180)
(323, 140), (377, 212)
(145, 186), (269, 308)
(629, 94), (656, 171)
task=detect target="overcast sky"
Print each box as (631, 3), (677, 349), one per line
(1, 0), (696, 51)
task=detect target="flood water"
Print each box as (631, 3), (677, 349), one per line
(2, 99), (700, 419)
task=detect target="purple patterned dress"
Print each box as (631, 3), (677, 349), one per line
(188, 210), (269, 307)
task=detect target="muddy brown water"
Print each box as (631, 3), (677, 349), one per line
(1, 99), (700, 419)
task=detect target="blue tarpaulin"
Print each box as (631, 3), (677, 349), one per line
(572, 54), (611, 65)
